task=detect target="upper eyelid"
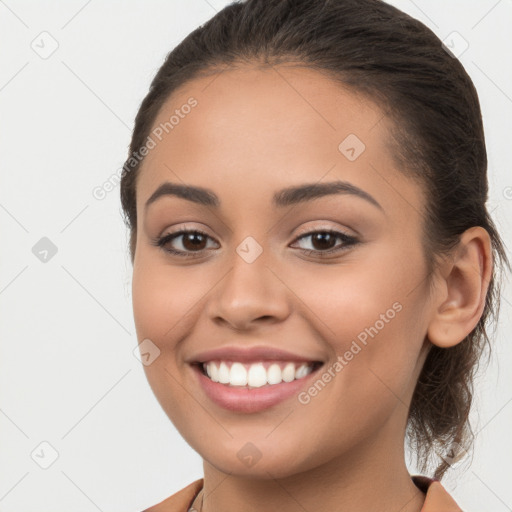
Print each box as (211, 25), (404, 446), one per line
(163, 221), (356, 238)
(294, 227), (354, 238)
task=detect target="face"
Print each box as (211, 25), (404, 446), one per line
(132, 65), (433, 478)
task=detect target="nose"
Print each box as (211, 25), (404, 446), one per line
(205, 246), (291, 331)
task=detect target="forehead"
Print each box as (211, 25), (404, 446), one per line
(135, 64), (423, 218)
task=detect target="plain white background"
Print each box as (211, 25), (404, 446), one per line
(0, 1), (511, 510)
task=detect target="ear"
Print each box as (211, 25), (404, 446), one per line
(427, 226), (493, 348)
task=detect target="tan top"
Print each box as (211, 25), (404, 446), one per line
(142, 475), (462, 511)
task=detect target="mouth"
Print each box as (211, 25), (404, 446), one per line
(190, 358), (325, 413)
(194, 360), (324, 389)
(187, 345), (327, 413)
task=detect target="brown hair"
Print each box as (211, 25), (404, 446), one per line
(120, 0), (509, 479)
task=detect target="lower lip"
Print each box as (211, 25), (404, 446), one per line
(191, 363), (323, 413)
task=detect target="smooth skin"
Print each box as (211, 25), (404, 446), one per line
(132, 64), (492, 512)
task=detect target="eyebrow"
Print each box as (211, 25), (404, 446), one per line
(144, 180), (383, 211)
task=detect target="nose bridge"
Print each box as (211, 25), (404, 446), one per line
(207, 235), (290, 328)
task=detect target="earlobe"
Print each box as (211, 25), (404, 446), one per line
(427, 226), (492, 349)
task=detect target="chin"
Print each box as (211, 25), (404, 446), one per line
(193, 435), (328, 480)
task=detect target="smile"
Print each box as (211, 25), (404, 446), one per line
(192, 359), (324, 413)
(201, 360), (322, 388)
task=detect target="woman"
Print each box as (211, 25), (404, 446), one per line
(120, 0), (509, 510)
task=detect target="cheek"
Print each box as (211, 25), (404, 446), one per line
(131, 261), (198, 430)
(131, 257), (216, 416)
(132, 257), (208, 346)
(290, 252), (412, 351)
(297, 268), (417, 390)
(315, 240), (426, 347)
(289, 247), (427, 415)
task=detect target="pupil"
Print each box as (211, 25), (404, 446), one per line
(184, 233), (206, 250)
(313, 232), (335, 250)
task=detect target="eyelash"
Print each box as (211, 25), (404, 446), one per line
(151, 228), (359, 259)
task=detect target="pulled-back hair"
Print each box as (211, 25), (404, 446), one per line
(120, 0), (509, 479)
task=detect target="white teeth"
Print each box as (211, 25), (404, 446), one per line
(209, 361), (219, 382)
(295, 364), (309, 379)
(218, 362), (230, 384)
(282, 362), (295, 382)
(247, 363), (267, 387)
(230, 362), (247, 386)
(267, 363), (282, 385)
(203, 360), (316, 387)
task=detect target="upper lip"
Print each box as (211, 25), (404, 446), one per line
(187, 345), (325, 364)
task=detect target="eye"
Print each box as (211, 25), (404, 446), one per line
(151, 227), (359, 259)
(291, 229), (359, 257)
(151, 228), (218, 258)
